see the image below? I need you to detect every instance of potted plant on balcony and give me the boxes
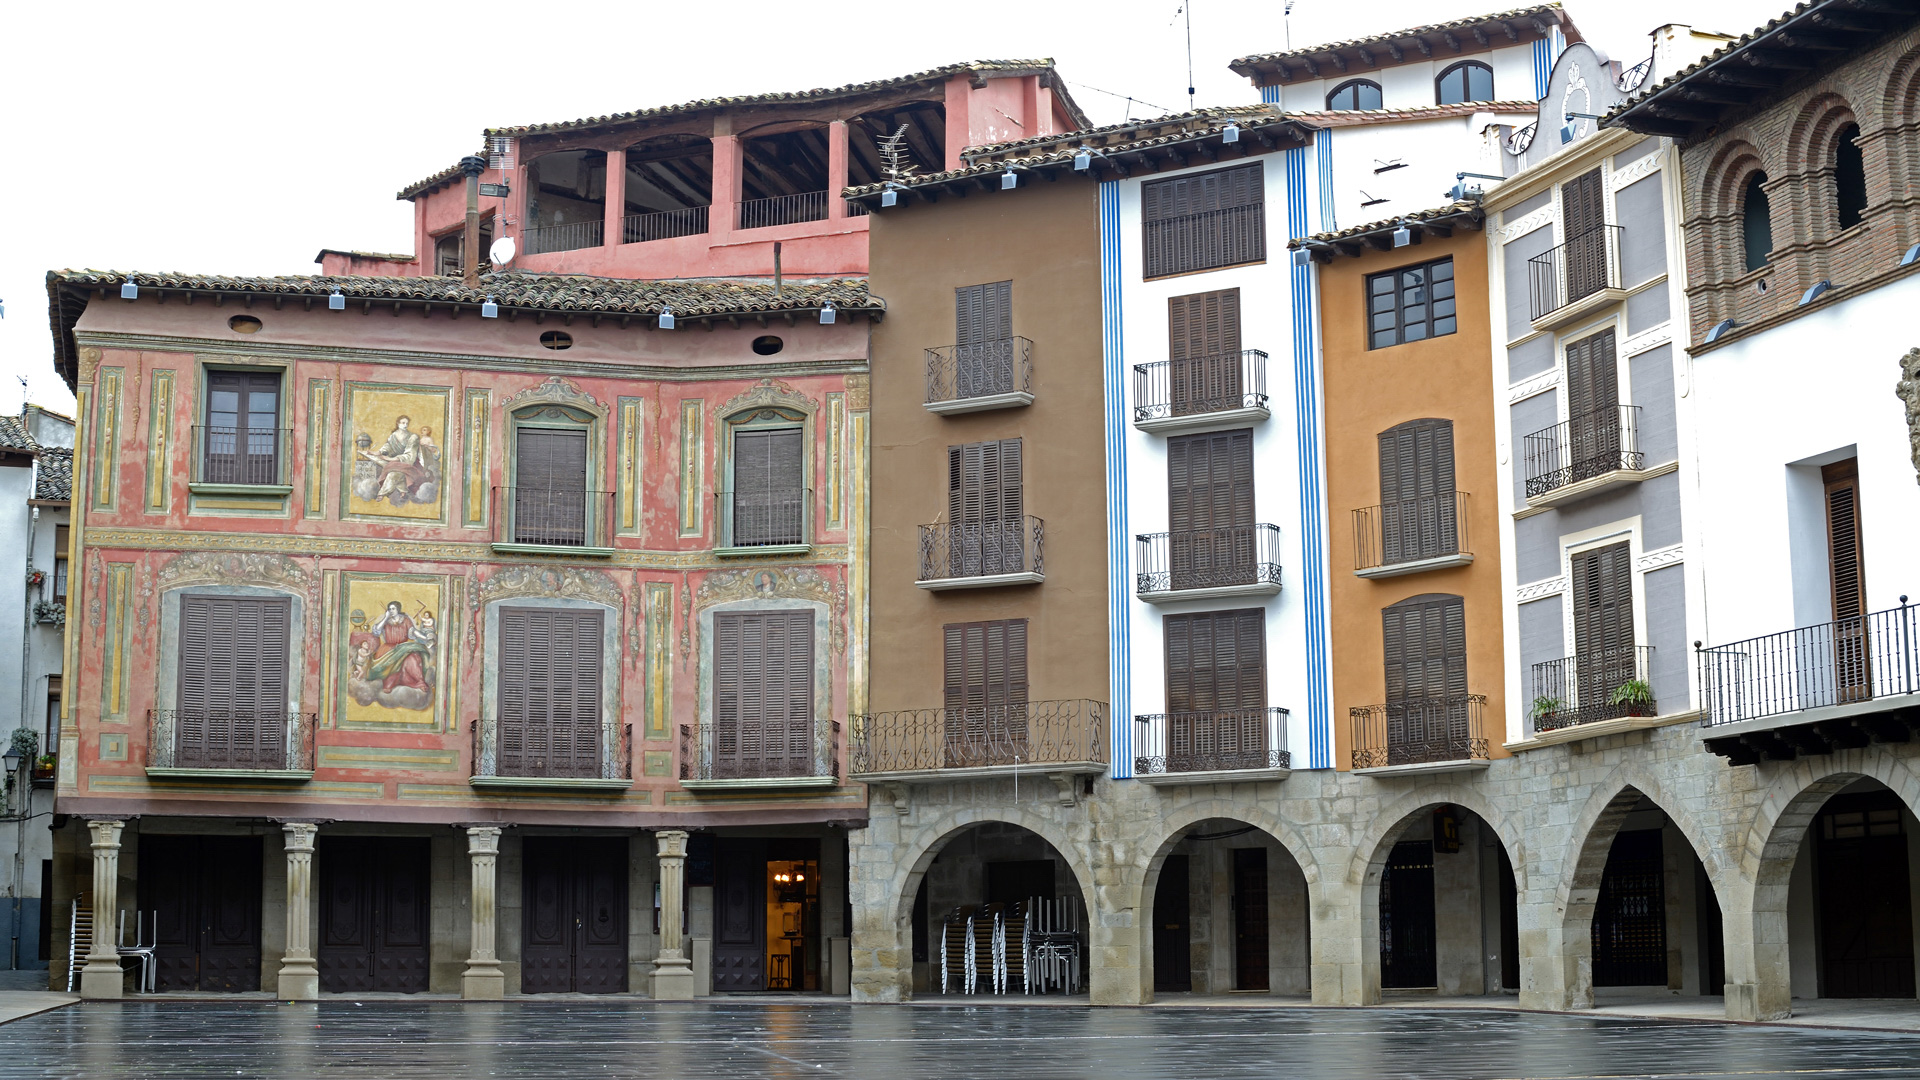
[1530,696,1564,729]
[1608,679,1655,718]
[31,754,55,782]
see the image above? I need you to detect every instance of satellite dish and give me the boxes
[489,236,516,267]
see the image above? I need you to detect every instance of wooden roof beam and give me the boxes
[1329,52,1348,72]
[1473,27,1491,47]
[1415,36,1433,57]
[1442,31,1462,52]
[1386,42,1404,62]
[1356,46,1374,66]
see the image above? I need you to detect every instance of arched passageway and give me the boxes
[905,821,1090,997]
[1361,802,1520,997]
[1142,818,1311,997]
[1781,778,1918,1002]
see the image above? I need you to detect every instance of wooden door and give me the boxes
[143,835,263,992]
[1168,428,1254,590]
[714,611,815,780]
[1564,329,1621,483]
[520,837,627,994]
[1377,419,1457,563]
[1571,542,1636,712]
[1561,167,1608,303]
[943,620,1029,767]
[1815,791,1915,997]
[1592,828,1666,986]
[713,838,768,991]
[514,427,588,545]
[317,838,431,994]
[732,428,804,546]
[1824,460,1871,703]
[1232,847,1269,991]
[1381,595,1468,762]
[947,440,1024,576]
[1381,840,1437,988]
[1164,609,1266,770]
[1152,854,1192,992]
[955,281,1014,397]
[497,608,603,779]
[1168,289,1242,416]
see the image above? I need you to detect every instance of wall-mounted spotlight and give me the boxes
[480,295,498,319]
[1074,148,1092,171]
[1705,318,1737,343]
[819,302,837,325]
[1560,111,1604,144]
[657,307,675,330]
[1447,171,1506,201]
[1392,221,1412,248]
[1902,243,1920,266]
[1001,167,1018,190]
[880,184,898,208]
[1291,247,1313,267]
[1798,279,1833,306]
[328,289,346,311]
[120,278,138,300]
[1222,122,1241,144]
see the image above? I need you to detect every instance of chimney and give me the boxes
[459,155,488,288]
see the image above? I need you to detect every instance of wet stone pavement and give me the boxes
[7,1001,1920,1080]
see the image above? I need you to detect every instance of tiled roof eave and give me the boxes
[1288,202,1486,259]
[1231,3,1572,82]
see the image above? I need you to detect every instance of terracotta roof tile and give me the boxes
[0,415,33,453]
[34,449,71,503]
[313,248,415,264]
[1282,100,1540,126]
[397,149,488,201]
[1231,4,1574,81]
[1289,201,1485,249]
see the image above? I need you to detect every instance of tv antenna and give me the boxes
[1178,3,1196,110]
[1285,1,1295,51]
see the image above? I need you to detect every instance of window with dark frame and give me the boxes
[1326,79,1383,110]
[52,524,68,600]
[1835,123,1867,231]
[176,593,292,769]
[1742,172,1773,272]
[942,619,1030,763]
[497,607,605,779]
[203,370,281,485]
[954,281,1016,398]
[512,426,589,546]
[1366,258,1456,349]
[1435,61,1493,105]
[1141,162,1265,279]
[730,425,806,547]
[713,610,815,779]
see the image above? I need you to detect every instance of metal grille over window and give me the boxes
[1367,258,1455,349]
[1141,163,1265,279]
[201,371,283,485]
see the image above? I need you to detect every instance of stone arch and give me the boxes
[1734,748,1920,1019]
[884,806,1097,933]
[1786,92,1865,240]
[1695,138,1776,286]
[1880,44,1920,233]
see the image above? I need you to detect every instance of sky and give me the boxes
[0,0,1790,417]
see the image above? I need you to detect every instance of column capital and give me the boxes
[281,821,319,853]
[87,819,124,849]
[654,829,690,859]
[466,825,503,855]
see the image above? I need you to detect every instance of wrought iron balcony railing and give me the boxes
[194,426,289,486]
[714,487,812,550]
[925,337,1033,408]
[739,191,827,230]
[1349,694,1488,768]
[622,205,709,244]
[851,700,1108,775]
[1353,492,1470,571]
[493,487,616,549]
[1132,350,1269,424]
[524,219,605,255]
[918,517,1044,584]
[1523,405,1643,498]
[146,710,315,772]
[1135,523,1281,597]
[1530,645,1655,732]
[680,719,838,782]
[473,719,631,781]
[1134,707,1289,775]
[1699,599,1920,727]
[1527,223,1624,322]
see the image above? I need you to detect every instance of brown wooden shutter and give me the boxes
[1382,594,1468,760]
[1378,420,1457,562]
[1565,329,1621,484]
[715,611,815,777]
[947,439,1023,575]
[1164,609,1266,766]
[1571,542,1635,708]
[942,619,1028,764]
[514,428,589,545]
[498,608,602,777]
[1824,459,1870,701]
[1167,289,1243,416]
[732,427,804,545]
[1142,163,1265,277]
[1168,429,1254,588]
[177,594,290,768]
[1562,168,1608,302]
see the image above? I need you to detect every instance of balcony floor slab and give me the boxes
[1134,405,1271,437]
[1520,460,1677,513]
[143,768,312,783]
[468,776,633,793]
[1504,709,1704,753]
[1355,552,1474,579]
[917,571,1044,591]
[925,392,1033,416]
[1530,286,1628,333]
[1138,581,1282,605]
[1353,759,1491,778]
[677,776,841,792]
[1136,766,1291,786]
[852,761,1105,784]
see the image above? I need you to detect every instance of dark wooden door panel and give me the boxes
[713,838,768,991]
[574,840,629,993]
[319,838,431,994]
[1381,840,1436,989]
[1153,854,1192,993]
[1816,792,1915,997]
[521,837,628,995]
[141,835,262,992]
[1592,828,1666,987]
[1232,847,1269,991]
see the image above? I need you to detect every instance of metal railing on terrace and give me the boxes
[194,426,288,486]
[1353,492,1469,571]
[1349,695,1488,768]
[1132,350,1269,423]
[925,338,1032,406]
[1530,645,1655,732]
[493,487,615,549]
[622,206,708,244]
[739,191,827,230]
[715,487,812,550]
[1134,707,1289,775]
[1523,405,1643,498]
[918,517,1044,583]
[1135,524,1281,596]
[146,710,315,772]
[473,719,631,781]
[851,700,1107,775]
[679,719,837,782]
[1699,599,1920,727]
[524,219,604,255]
[1528,223,1623,321]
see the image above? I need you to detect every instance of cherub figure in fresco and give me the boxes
[346,601,437,710]
[356,415,441,506]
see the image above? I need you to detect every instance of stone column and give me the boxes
[462,826,505,1000]
[79,819,124,999]
[603,148,627,249]
[826,120,849,221]
[708,123,742,244]
[651,830,695,999]
[278,823,320,1000]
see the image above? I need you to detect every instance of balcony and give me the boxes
[1349,695,1490,775]
[715,488,812,557]
[1527,224,1625,331]
[850,700,1108,783]
[1352,493,1473,578]
[1700,599,1920,764]
[1133,707,1290,785]
[471,720,632,791]
[191,426,291,495]
[622,205,708,244]
[524,219,605,256]
[491,487,616,556]
[1132,350,1270,435]
[1135,524,1282,603]
[739,191,827,230]
[1530,645,1655,733]
[918,517,1044,590]
[145,710,315,781]
[925,337,1034,415]
[679,719,839,791]
[1522,405,1652,508]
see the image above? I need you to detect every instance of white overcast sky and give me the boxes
[0,0,1787,415]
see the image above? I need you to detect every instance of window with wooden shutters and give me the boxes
[714,611,815,778]
[1167,289,1243,416]
[1561,167,1609,304]
[1366,258,1456,349]
[1378,419,1458,564]
[497,607,604,779]
[955,281,1015,398]
[1168,428,1254,589]
[731,426,805,546]
[1564,328,1624,484]
[203,370,281,485]
[1165,609,1266,769]
[177,594,292,769]
[1824,459,1870,702]
[946,438,1025,576]
[1381,594,1469,761]
[1570,542,1637,710]
[942,619,1029,766]
[1141,162,1265,279]
[513,427,589,545]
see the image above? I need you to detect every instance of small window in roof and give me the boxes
[1742,172,1773,273]
[1435,61,1493,106]
[1835,124,1867,230]
[1327,79,1383,111]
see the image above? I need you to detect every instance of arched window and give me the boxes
[1435,61,1493,106]
[1742,172,1773,272]
[1835,123,1867,230]
[1327,79,1383,110]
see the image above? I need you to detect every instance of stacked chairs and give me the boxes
[937,896,1078,995]
[1023,893,1082,995]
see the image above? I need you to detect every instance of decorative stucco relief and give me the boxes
[1508,368,1561,403]
[154,549,322,639]
[719,377,817,419]
[1899,347,1920,486]
[469,563,626,660]
[1499,205,1556,242]
[1515,576,1567,603]
[1636,544,1685,572]
[1610,152,1661,192]
[694,565,848,656]
[502,375,604,411]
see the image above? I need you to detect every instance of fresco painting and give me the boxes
[344,385,448,520]
[340,575,443,728]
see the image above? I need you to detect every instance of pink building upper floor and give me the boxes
[318,61,1087,282]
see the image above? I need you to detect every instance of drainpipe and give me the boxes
[460,156,487,289]
[11,490,35,970]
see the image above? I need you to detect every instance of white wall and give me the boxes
[1275,42,1541,113]
[1323,113,1510,237]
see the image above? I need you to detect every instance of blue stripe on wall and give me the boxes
[1317,129,1336,234]
[1261,84,1280,105]
[1284,144,1333,770]
[1533,38,1549,100]
[1099,180,1133,780]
